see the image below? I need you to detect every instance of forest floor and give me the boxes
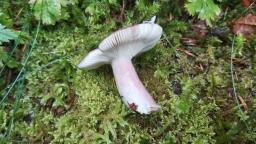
[0,0,256,143]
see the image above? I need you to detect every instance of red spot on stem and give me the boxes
[128,103,138,111]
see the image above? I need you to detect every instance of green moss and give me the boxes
[1,1,256,143]
[2,25,215,143]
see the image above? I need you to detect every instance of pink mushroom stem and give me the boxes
[111,57,160,114]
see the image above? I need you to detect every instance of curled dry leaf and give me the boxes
[181,20,208,46]
[231,13,256,39]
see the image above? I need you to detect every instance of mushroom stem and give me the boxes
[111,57,160,114]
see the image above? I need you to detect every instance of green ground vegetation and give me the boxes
[0,0,256,143]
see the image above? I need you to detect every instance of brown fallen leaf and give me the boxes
[181,20,208,46]
[192,20,208,38]
[242,0,253,7]
[231,13,256,39]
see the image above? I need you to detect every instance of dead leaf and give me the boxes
[192,20,208,38]
[181,20,208,46]
[231,13,256,39]
[242,0,253,7]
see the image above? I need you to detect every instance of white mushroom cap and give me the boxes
[78,18,163,69]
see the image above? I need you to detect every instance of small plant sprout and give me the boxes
[78,16,163,114]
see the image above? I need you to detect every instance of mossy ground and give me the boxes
[1,1,256,143]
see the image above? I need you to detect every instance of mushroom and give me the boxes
[78,16,163,114]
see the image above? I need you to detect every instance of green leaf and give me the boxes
[0,9,13,26]
[185,0,220,26]
[29,0,77,25]
[0,24,18,44]
[29,0,61,25]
